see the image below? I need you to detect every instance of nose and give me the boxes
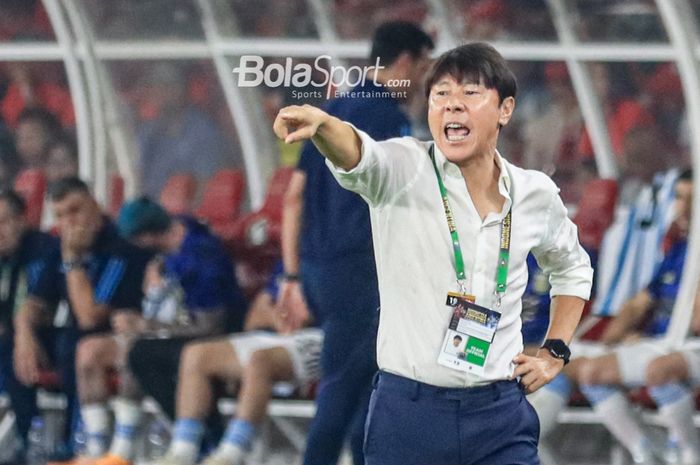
[445,96,465,112]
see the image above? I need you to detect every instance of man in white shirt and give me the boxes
[273,42,593,465]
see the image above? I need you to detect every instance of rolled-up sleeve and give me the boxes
[533,189,594,300]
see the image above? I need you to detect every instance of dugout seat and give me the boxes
[216,167,294,298]
[14,169,47,228]
[108,173,125,218]
[159,173,197,215]
[573,178,619,252]
[196,168,246,225]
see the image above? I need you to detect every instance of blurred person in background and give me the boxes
[137,63,229,199]
[570,170,696,465]
[577,63,653,164]
[0,190,62,462]
[155,263,323,465]
[0,0,53,42]
[42,134,80,228]
[0,141,21,189]
[122,197,248,448]
[278,21,433,465]
[1,63,75,129]
[14,178,150,464]
[530,168,693,464]
[60,197,245,465]
[593,124,677,312]
[640,63,686,163]
[463,0,510,40]
[522,62,586,205]
[45,135,79,184]
[14,107,62,173]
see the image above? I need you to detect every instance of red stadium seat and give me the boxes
[216,167,294,298]
[260,167,294,223]
[14,169,47,228]
[159,173,197,215]
[196,169,246,225]
[573,178,619,252]
[109,173,125,218]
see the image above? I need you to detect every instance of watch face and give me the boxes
[545,340,570,360]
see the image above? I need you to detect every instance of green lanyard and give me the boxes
[428,145,511,306]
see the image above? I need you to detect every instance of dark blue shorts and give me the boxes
[364,371,540,465]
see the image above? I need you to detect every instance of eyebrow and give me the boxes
[433,79,483,87]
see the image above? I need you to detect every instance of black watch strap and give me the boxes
[541,339,571,365]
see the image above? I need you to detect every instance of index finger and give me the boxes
[273,112,291,141]
[273,106,303,138]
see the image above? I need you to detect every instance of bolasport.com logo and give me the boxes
[232,55,410,100]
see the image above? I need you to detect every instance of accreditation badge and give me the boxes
[437,292,501,376]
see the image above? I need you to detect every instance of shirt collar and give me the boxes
[432,144,512,199]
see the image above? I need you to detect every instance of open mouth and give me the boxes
[444,122,470,142]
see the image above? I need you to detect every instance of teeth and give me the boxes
[446,134,467,142]
[445,123,463,129]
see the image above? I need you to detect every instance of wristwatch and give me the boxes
[61,259,86,273]
[282,272,300,282]
[541,339,571,365]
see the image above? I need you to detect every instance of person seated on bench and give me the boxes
[639,294,700,465]
[155,263,323,465]
[62,197,246,465]
[529,132,684,437]
[0,190,65,461]
[14,178,152,465]
[532,169,696,464]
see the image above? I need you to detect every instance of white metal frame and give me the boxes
[198,0,276,209]
[41,0,93,184]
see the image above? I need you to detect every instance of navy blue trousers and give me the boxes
[301,255,379,465]
[364,372,540,465]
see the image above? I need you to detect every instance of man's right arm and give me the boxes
[273,105,362,171]
[13,297,52,385]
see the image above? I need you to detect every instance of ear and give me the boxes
[498,96,515,127]
[391,51,412,75]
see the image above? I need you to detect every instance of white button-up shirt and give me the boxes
[327,128,594,388]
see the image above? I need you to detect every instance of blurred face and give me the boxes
[150,82,187,115]
[16,120,50,167]
[0,200,24,257]
[428,74,514,166]
[130,232,162,251]
[621,128,665,182]
[674,179,693,236]
[46,145,79,183]
[405,48,433,98]
[52,190,101,235]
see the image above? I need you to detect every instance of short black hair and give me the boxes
[48,133,78,161]
[17,107,62,140]
[370,21,434,67]
[424,42,517,103]
[678,168,693,182]
[453,335,463,342]
[48,177,90,202]
[0,190,26,216]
